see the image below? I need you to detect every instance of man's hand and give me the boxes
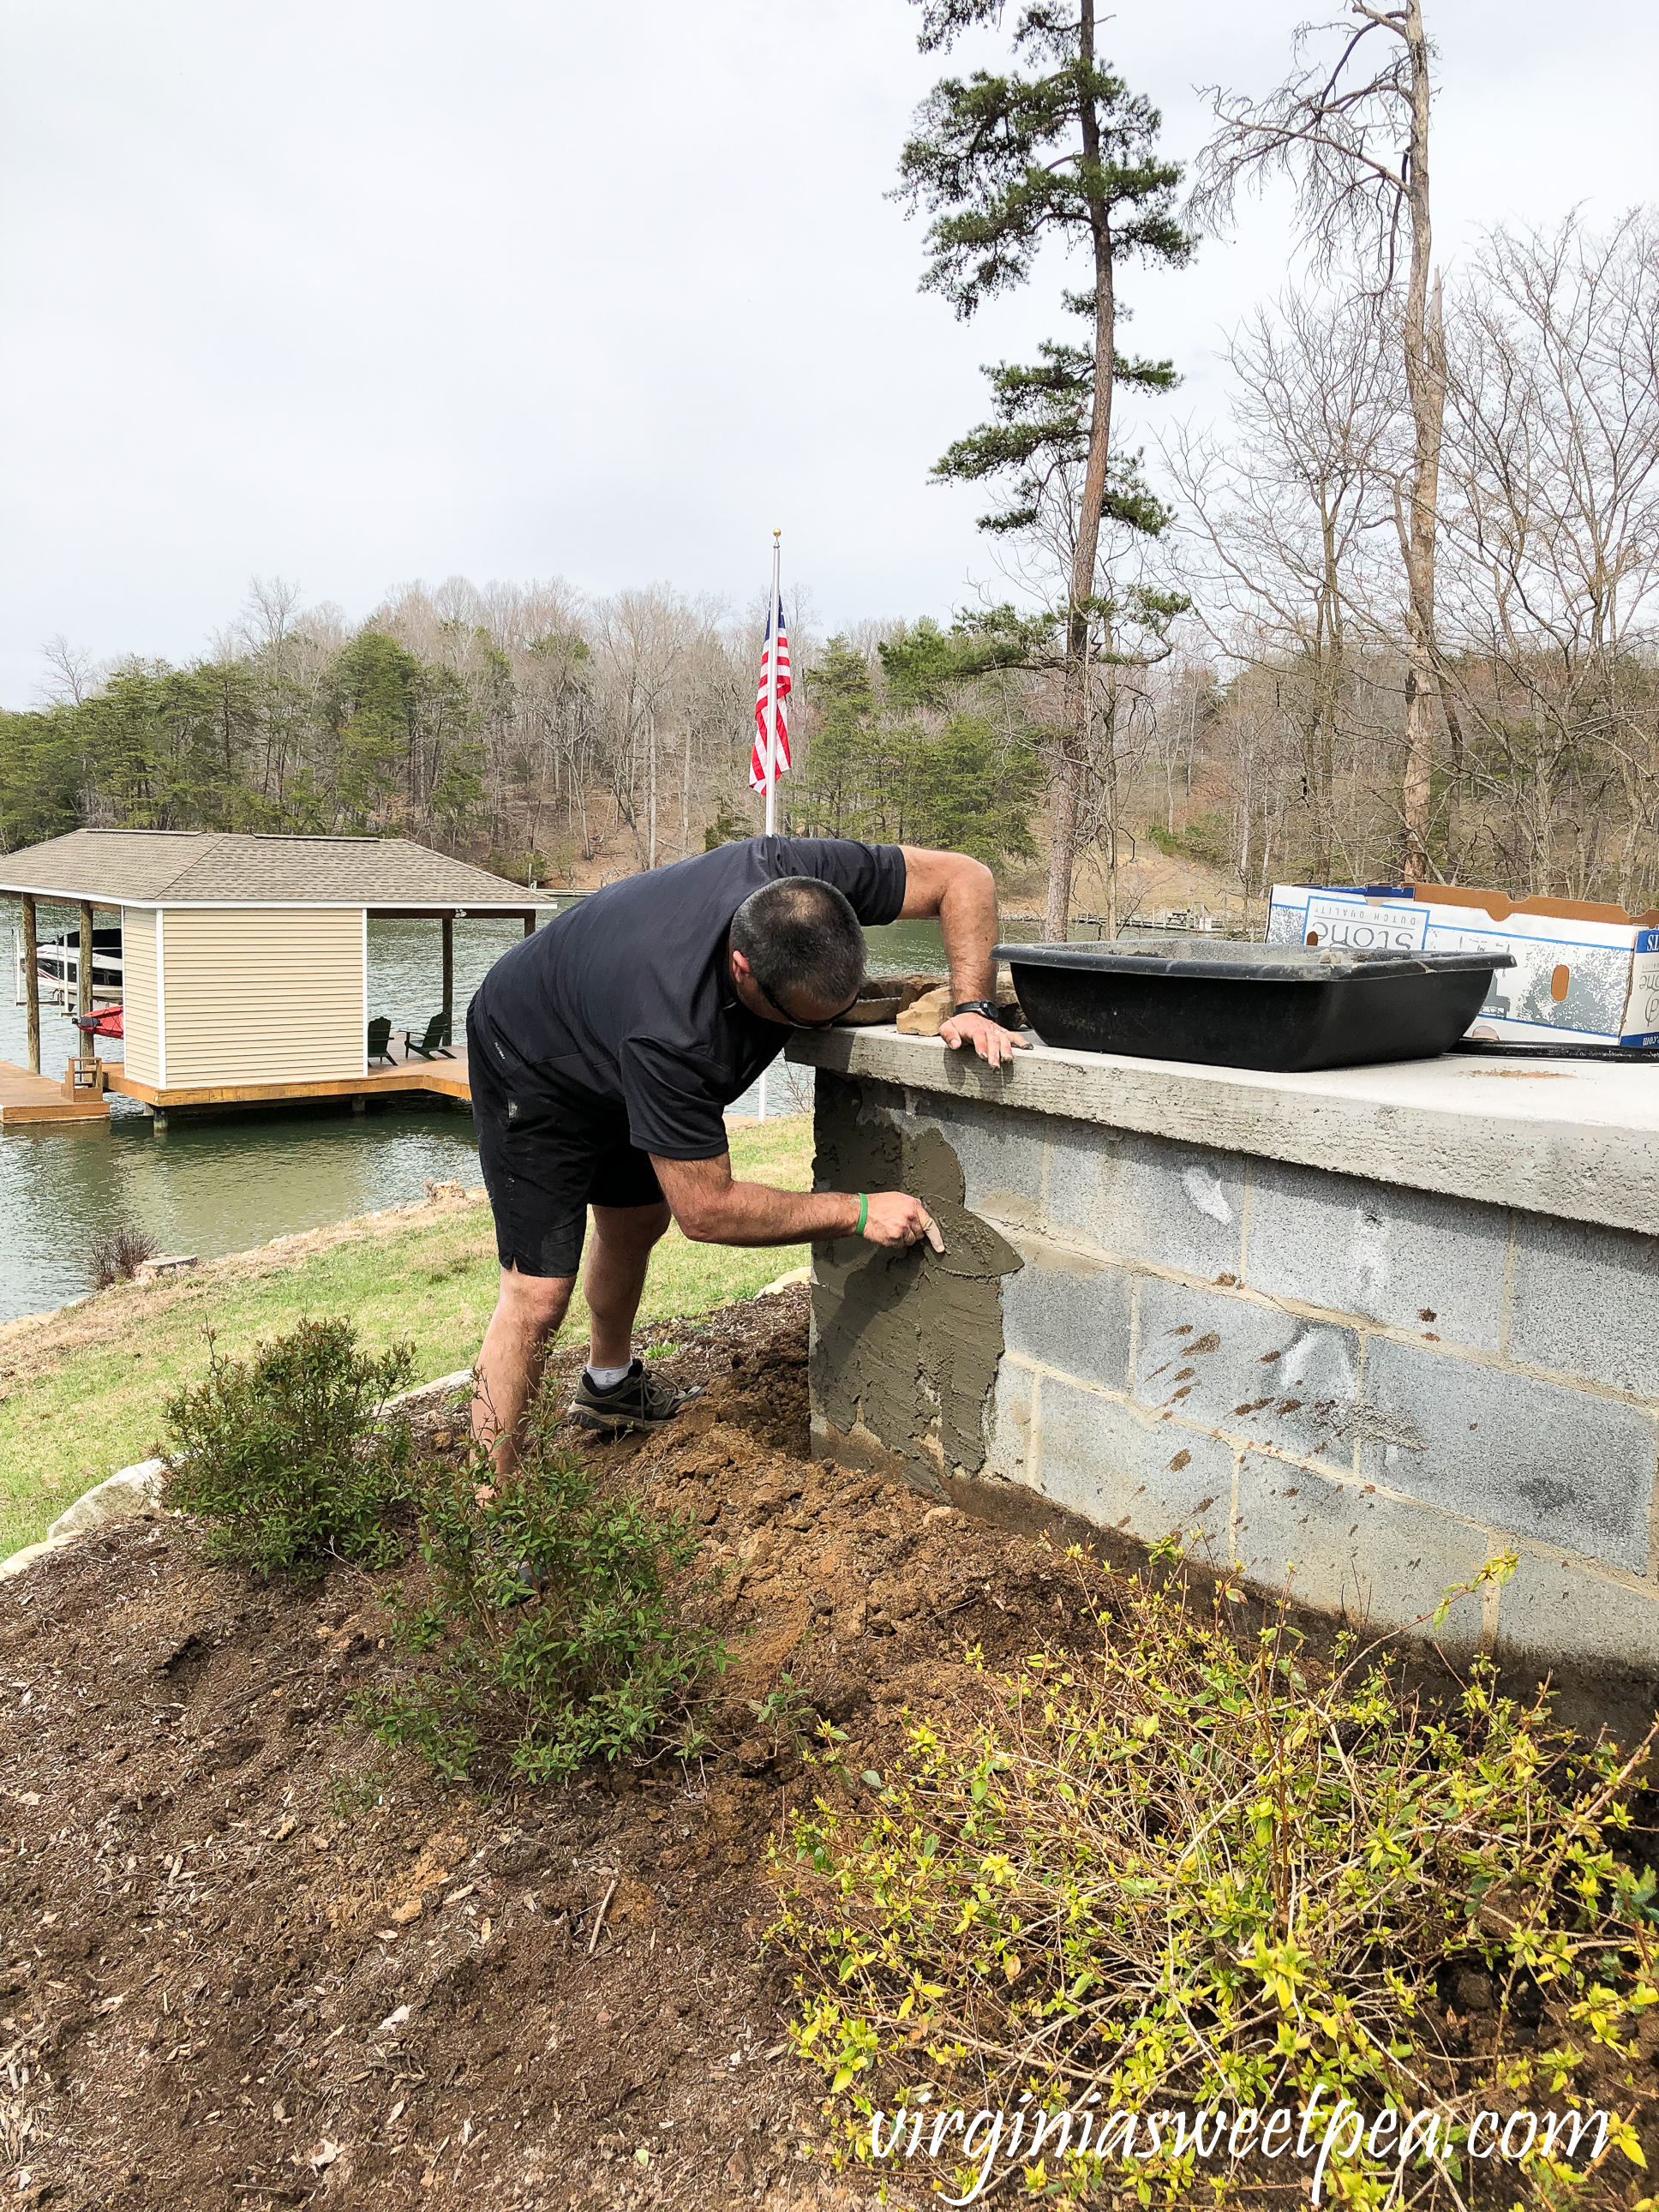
[863,1190,946,1253]
[940,1010,1031,1069]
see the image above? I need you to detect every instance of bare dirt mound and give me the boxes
[0,1289,1098,2211]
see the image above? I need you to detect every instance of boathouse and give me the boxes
[1,830,547,1123]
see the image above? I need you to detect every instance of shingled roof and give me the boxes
[0,830,548,909]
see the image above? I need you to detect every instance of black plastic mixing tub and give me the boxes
[995,940,1516,1073]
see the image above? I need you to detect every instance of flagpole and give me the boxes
[758,529,782,1122]
[764,528,782,837]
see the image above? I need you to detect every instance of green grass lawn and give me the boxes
[0,1115,815,1558]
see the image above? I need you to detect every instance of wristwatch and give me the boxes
[951,999,999,1022]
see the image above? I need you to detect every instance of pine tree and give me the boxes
[895,0,1194,935]
[792,636,877,838]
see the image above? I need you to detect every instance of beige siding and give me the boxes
[121,908,160,1088]
[159,908,364,1088]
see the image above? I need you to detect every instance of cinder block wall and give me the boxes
[810,1069,1659,1684]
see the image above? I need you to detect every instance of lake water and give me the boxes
[0,896,1049,1324]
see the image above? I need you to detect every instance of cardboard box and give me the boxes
[1267,883,1659,1048]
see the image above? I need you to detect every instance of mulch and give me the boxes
[0,1288,1103,2212]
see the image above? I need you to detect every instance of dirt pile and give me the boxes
[0,1289,1099,2211]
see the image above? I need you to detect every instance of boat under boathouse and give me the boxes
[0,829,551,1125]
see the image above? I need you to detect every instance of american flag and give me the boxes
[748,589,792,795]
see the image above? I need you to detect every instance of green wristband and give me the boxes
[854,1193,868,1237]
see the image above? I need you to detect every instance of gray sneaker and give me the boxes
[569,1359,704,1436]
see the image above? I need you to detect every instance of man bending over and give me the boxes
[466,834,1027,1472]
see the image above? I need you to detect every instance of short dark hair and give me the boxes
[730,875,865,1013]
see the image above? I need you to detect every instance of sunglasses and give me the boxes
[750,969,863,1030]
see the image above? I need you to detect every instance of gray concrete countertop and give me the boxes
[787,1028,1659,1236]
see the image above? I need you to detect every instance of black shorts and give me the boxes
[467,1006,664,1278]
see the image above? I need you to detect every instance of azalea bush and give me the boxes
[358,1380,724,1784]
[164,1318,416,1577]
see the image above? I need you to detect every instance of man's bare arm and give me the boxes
[897,844,1032,1070]
[898,845,999,998]
[652,1154,941,1251]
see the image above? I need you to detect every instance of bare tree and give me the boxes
[38,634,100,708]
[1439,212,1659,902]
[590,589,727,869]
[1195,2,1445,882]
[1167,288,1398,878]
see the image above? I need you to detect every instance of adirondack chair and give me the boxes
[404,1012,454,1060]
[367,1016,395,1065]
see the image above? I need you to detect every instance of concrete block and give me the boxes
[1245,1157,1510,1351]
[984,1356,1037,1485]
[792,1025,1659,1241]
[1132,1274,1363,1472]
[1493,1550,1659,1679]
[1035,1376,1234,1568]
[1359,1335,1657,1571]
[1047,1119,1246,1280]
[1507,1214,1659,1399]
[1001,1240,1133,1392]
[1232,1452,1496,1643]
[810,1070,901,1193]
[911,1094,1045,1219]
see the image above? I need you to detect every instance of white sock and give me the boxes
[586,1362,632,1391]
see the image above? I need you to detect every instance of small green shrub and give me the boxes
[163,1318,416,1577]
[357,1384,725,1784]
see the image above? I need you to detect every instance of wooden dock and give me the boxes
[0,1059,112,1127]
[2,1040,471,1127]
[105,1038,473,1116]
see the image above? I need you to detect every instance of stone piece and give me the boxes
[46,1458,167,1539]
[0,1535,74,1583]
[132,1253,198,1284]
[384,1369,475,1414]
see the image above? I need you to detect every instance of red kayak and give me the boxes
[71,1004,124,1040]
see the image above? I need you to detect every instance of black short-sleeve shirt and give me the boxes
[470,836,907,1159]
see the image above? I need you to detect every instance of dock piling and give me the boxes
[76,901,93,1035]
[21,896,39,1074]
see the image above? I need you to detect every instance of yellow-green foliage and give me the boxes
[770,1553,1658,2206]
[0,1115,813,1554]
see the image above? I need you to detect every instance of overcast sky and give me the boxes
[1,0,1654,704]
